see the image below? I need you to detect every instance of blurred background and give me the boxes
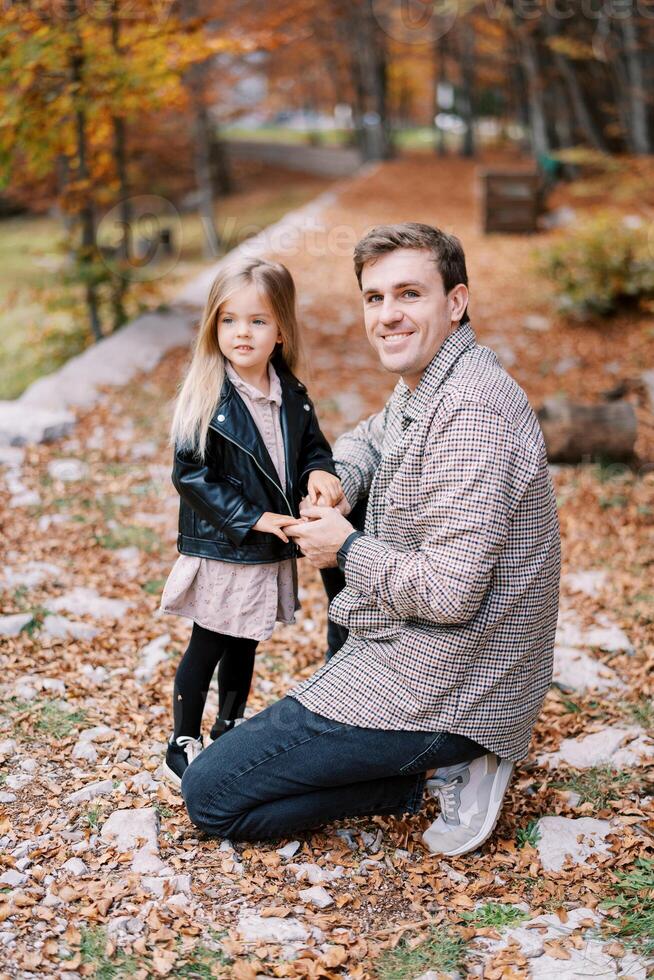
[1,0,653,400]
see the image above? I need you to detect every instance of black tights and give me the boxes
[173,622,257,740]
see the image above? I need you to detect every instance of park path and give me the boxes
[0,154,652,979]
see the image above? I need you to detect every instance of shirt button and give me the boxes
[216,414,225,422]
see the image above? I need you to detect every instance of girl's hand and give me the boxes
[252,512,296,543]
[307,470,344,507]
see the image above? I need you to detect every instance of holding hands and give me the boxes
[307,470,344,508]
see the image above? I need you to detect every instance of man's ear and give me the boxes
[448,284,469,324]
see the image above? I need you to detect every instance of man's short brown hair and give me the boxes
[353,222,469,323]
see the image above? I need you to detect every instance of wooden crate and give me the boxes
[481,170,542,233]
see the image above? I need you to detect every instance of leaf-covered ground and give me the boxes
[1,153,653,978]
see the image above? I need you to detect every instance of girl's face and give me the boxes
[217,282,282,375]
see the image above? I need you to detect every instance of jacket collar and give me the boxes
[402,321,476,422]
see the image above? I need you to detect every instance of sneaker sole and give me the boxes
[426,759,515,857]
[161,761,182,790]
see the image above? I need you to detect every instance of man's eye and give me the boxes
[403,290,419,298]
[367,295,382,303]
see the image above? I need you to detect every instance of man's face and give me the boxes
[360,248,468,389]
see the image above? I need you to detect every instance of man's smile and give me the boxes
[381,330,414,346]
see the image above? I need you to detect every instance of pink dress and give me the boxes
[160,362,299,642]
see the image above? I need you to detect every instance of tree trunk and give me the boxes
[517,26,551,158]
[537,399,637,463]
[459,21,475,158]
[621,13,650,154]
[433,30,447,156]
[67,0,102,342]
[192,96,221,258]
[545,18,608,152]
[110,0,131,329]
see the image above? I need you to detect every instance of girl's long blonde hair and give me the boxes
[171,257,303,460]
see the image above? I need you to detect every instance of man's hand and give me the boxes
[252,511,297,543]
[307,470,344,507]
[300,493,352,517]
[285,506,355,568]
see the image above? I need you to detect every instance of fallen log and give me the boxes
[537,398,637,463]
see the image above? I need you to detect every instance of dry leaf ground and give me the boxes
[1,152,653,978]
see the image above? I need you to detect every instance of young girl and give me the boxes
[160,257,343,787]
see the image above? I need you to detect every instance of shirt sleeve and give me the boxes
[332,403,389,508]
[342,403,539,625]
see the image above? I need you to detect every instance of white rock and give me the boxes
[0,739,17,762]
[79,725,116,744]
[439,862,469,885]
[106,916,144,939]
[0,613,32,636]
[524,316,552,333]
[0,562,63,590]
[100,807,159,853]
[66,779,115,804]
[131,441,157,459]
[135,634,171,682]
[237,914,309,943]
[129,771,159,792]
[474,907,600,963]
[541,726,654,769]
[80,664,109,684]
[0,793,16,804]
[562,570,609,599]
[0,446,25,467]
[115,749,130,763]
[294,863,343,885]
[61,858,88,877]
[530,940,617,979]
[48,587,130,620]
[0,869,27,887]
[556,608,633,654]
[114,547,141,565]
[298,885,334,909]
[553,645,624,693]
[277,840,301,859]
[41,615,100,641]
[141,873,191,898]
[131,847,167,874]
[0,403,74,447]
[19,758,37,773]
[536,816,612,871]
[71,741,97,764]
[165,893,191,911]
[9,489,41,508]
[48,459,88,482]
[6,773,33,790]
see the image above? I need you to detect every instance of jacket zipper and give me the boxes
[216,429,294,517]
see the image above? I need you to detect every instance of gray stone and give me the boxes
[135,634,171,682]
[19,758,37,773]
[536,816,612,871]
[19,310,194,420]
[0,561,63,590]
[237,914,309,943]
[141,873,191,898]
[129,771,159,792]
[79,726,117,744]
[48,459,88,482]
[79,664,109,684]
[41,615,100,642]
[541,726,654,770]
[0,403,74,447]
[474,907,599,963]
[71,741,97,764]
[277,840,301,859]
[0,739,17,762]
[100,807,159,853]
[61,858,88,877]
[293,863,343,885]
[553,645,624,693]
[8,489,41,508]
[66,779,115,804]
[0,613,32,636]
[298,885,334,909]
[106,915,144,939]
[48,587,130,620]
[562,570,608,599]
[0,793,16,804]
[131,847,167,874]
[0,869,27,887]
[6,773,33,790]
[556,608,633,654]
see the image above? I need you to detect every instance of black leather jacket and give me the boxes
[173,361,336,563]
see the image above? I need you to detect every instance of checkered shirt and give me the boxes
[289,322,561,761]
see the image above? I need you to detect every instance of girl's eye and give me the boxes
[253,319,265,325]
[221,316,232,324]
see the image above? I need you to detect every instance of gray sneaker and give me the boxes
[422,753,514,856]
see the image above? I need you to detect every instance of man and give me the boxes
[182,222,561,856]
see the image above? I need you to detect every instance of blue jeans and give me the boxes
[181,696,486,841]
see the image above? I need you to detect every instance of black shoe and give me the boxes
[208,718,245,743]
[162,734,203,789]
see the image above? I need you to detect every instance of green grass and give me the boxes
[552,765,645,809]
[374,927,466,979]
[96,525,160,553]
[461,902,529,929]
[78,926,139,979]
[86,806,102,829]
[142,578,166,595]
[516,818,541,849]
[175,933,231,978]
[34,701,87,739]
[600,858,654,956]
[620,696,654,728]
